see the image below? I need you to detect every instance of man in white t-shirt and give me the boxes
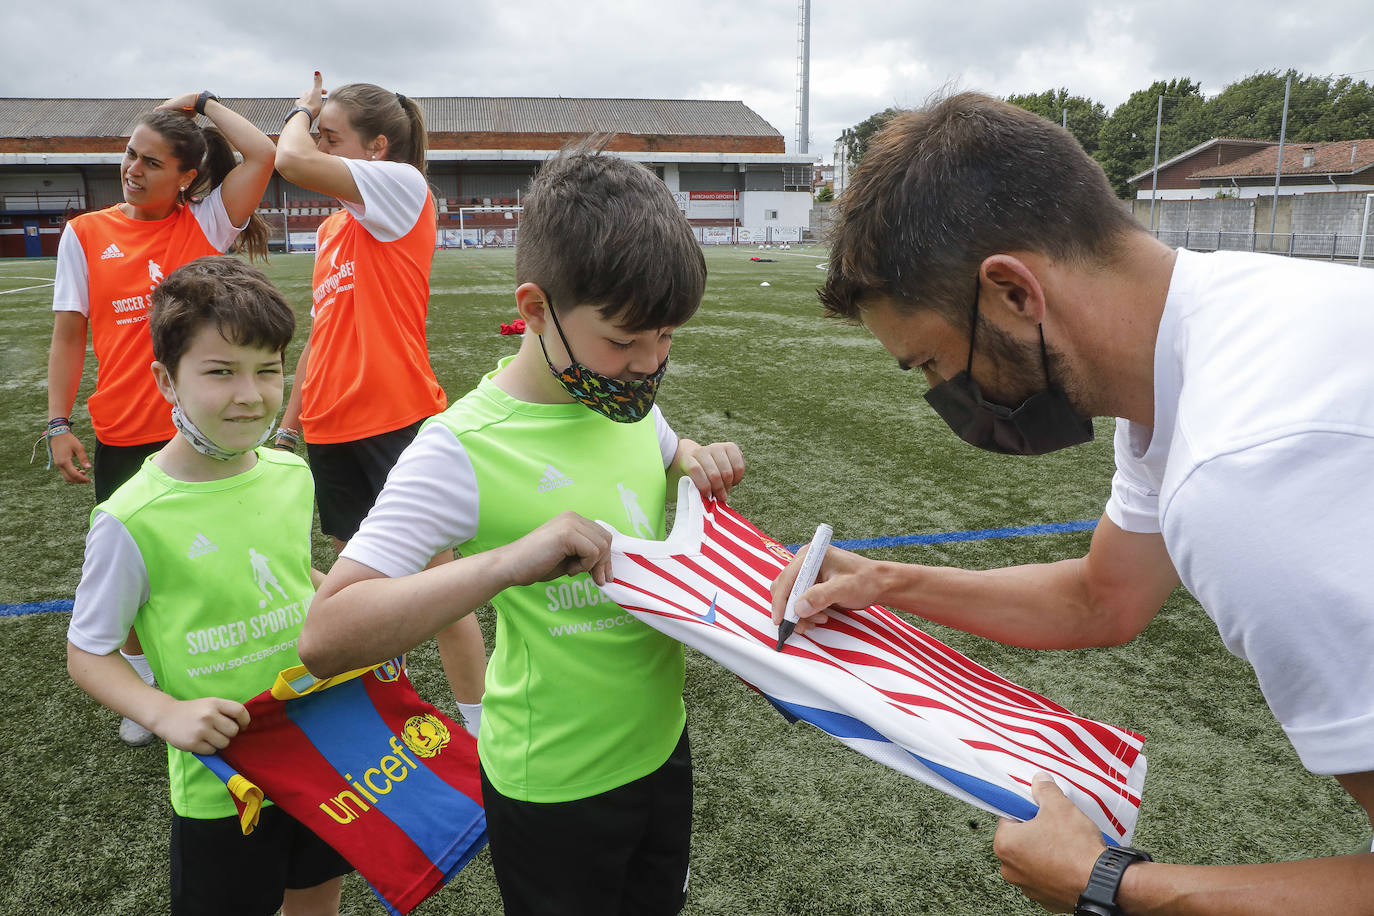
[773,92,1373,914]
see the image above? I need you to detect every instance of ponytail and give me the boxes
[329,84,428,176]
[139,109,269,261]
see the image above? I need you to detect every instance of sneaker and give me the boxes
[119,716,157,747]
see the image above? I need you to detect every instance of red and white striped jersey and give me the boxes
[600,478,1148,845]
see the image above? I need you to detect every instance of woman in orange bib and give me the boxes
[274,73,486,731]
[45,91,274,746]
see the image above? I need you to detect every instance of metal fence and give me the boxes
[1150,229,1374,264]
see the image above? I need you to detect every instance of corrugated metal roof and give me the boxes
[1191,139,1374,179]
[0,97,781,139]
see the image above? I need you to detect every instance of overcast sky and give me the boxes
[7,1,1371,160]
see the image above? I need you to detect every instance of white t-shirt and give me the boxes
[334,158,428,244]
[341,404,679,577]
[1105,248,1374,776]
[52,186,240,315]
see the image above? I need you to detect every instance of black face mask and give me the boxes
[923,282,1093,456]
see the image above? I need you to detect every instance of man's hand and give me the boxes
[993,773,1105,912]
[151,696,250,755]
[769,543,886,634]
[676,439,745,502]
[50,431,92,483]
[498,511,614,587]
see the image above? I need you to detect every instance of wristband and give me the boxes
[284,106,314,127]
[33,422,74,470]
[195,91,219,116]
[1075,846,1153,916]
[273,427,301,451]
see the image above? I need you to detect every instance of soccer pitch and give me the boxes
[0,248,1364,915]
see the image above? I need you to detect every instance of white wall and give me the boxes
[738,190,811,229]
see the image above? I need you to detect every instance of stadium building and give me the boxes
[0,96,818,257]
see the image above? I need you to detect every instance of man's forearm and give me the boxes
[873,555,1116,649]
[1119,855,1374,916]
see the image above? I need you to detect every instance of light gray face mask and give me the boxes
[169,387,275,461]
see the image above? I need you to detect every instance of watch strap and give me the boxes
[284,106,315,127]
[1075,846,1152,916]
[195,91,219,116]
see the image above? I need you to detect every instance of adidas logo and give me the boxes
[187,533,219,559]
[100,243,124,260]
[537,464,573,493]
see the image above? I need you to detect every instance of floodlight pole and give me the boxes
[1149,95,1162,231]
[1270,72,1292,241]
[1359,193,1373,266]
[795,0,811,154]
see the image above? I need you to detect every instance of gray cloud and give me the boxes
[8,0,1370,158]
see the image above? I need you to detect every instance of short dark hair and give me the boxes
[150,256,295,376]
[820,92,1139,323]
[515,142,706,332]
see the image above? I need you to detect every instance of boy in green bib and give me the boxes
[67,257,352,916]
[302,147,745,915]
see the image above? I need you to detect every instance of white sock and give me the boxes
[121,651,156,686]
[457,701,482,738]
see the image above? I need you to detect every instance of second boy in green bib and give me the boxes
[302,146,746,915]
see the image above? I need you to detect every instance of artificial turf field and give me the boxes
[0,247,1366,915]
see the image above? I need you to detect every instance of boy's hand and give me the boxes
[500,511,614,587]
[153,697,250,754]
[676,439,745,502]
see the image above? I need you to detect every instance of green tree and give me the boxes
[1205,70,1374,143]
[1005,88,1108,155]
[841,107,903,170]
[1097,78,1208,197]
[815,184,834,202]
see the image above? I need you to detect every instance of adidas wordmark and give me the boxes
[100,243,124,260]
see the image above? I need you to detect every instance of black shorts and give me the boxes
[481,728,692,916]
[169,805,352,916]
[93,438,169,503]
[305,421,422,542]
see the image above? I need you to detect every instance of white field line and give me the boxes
[0,281,55,295]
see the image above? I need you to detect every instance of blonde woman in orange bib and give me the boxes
[275,73,486,732]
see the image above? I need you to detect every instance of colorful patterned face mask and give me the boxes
[539,300,667,424]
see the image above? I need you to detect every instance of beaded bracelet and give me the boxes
[33,419,73,469]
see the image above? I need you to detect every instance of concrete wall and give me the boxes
[1132,190,1374,257]
[1290,191,1372,256]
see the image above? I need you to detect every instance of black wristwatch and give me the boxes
[195,91,219,115]
[1075,846,1152,915]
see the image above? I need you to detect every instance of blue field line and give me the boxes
[2,599,74,618]
[3,518,1098,618]
[823,519,1098,552]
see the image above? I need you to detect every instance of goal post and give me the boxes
[447,206,523,249]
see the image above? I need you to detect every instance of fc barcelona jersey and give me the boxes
[197,659,486,916]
